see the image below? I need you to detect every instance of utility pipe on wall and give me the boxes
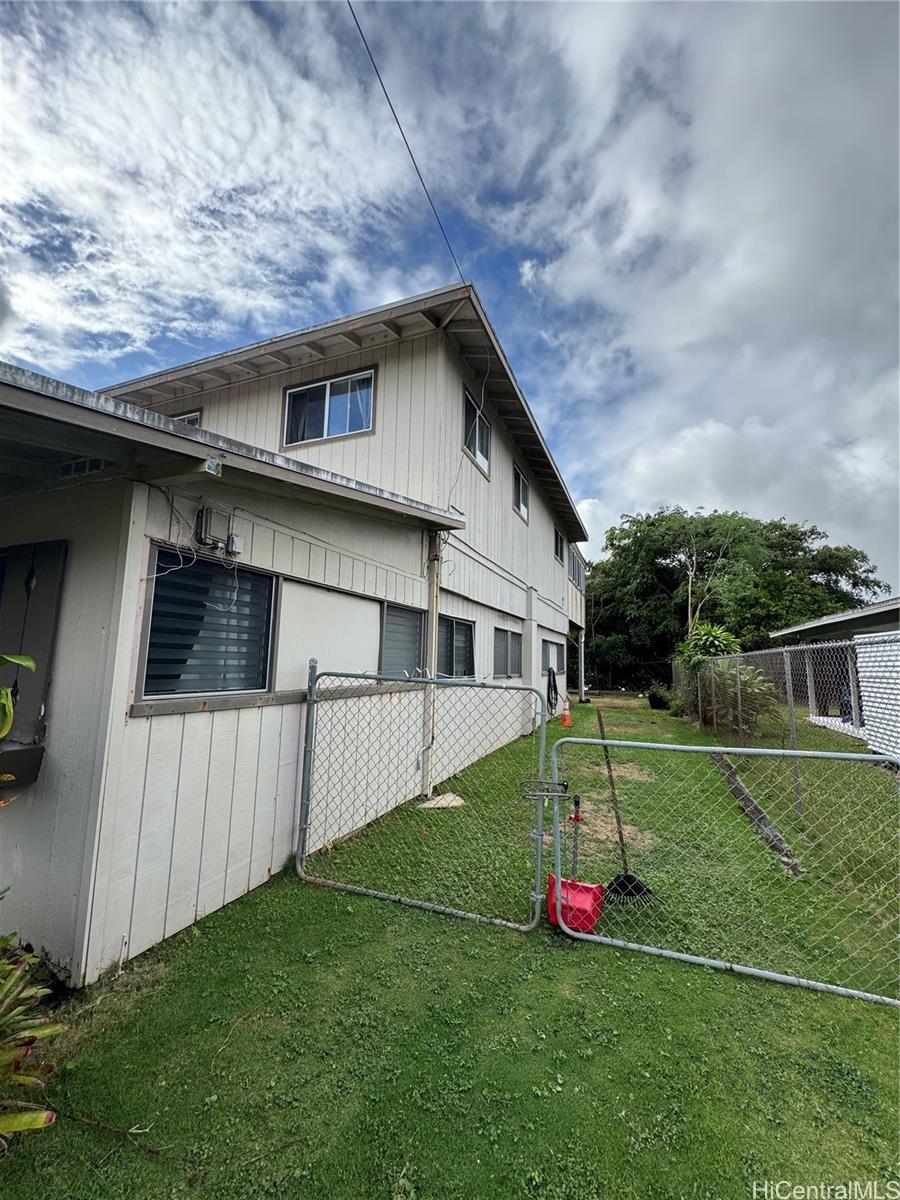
[578,627,587,703]
[420,530,442,797]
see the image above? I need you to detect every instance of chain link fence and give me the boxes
[672,632,900,757]
[550,737,899,1004]
[296,663,547,929]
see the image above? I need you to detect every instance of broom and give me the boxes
[596,708,653,902]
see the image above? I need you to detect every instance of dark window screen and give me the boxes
[144,551,273,696]
[382,605,424,675]
[437,615,475,677]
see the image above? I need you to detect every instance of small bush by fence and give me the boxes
[672,632,900,756]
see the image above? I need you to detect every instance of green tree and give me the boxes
[584,508,887,688]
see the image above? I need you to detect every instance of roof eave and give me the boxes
[100,281,588,543]
[769,596,900,639]
[0,362,465,532]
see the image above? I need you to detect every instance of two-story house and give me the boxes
[0,282,587,983]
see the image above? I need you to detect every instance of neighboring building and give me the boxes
[769,596,899,642]
[0,283,587,984]
[770,598,899,756]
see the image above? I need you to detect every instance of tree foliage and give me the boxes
[674,623,741,669]
[584,507,887,688]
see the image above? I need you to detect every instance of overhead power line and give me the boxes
[346,0,467,289]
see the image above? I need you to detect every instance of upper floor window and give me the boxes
[568,548,585,591]
[554,528,565,563]
[513,465,529,521]
[284,370,374,446]
[463,391,491,473]
[438,615,475,678]
[172,410,201,427]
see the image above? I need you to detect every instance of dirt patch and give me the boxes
[611,762,655,783]
[588,693,647,710]
[544,792,659,855]
[563,760,654,783]
[580,794,660,853]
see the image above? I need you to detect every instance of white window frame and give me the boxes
[463,391,491,474]
[284,369,375,447]
[140,545,276,700]
[554,527,565,564]
[380,602,425,677]
[513,464,529,522]
[172,410,201,427]
[541,638,565,674]
[493,628,523,679]
[438,615,476,678]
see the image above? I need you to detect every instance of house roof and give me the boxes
[102,282,589,543]
[0,361,465,531]
[769,595,900,641]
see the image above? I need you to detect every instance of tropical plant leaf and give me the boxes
[0,689,13,741]
[0,655,36,672]
[0,1045,30,1068]
[5,1021,67,1042]
[1,896,62,1143]
[0,1107,56,1134]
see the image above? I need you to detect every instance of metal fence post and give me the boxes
[735,662,744,746]
[295,657,319,872]
[710,665,718,735]
[782,649,803,822]
[847,645,862,729]
[804,650,818,717]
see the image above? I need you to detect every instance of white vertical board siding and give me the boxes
[128,714,184,957]
[194,708,238,919]
[248,705,285,889]
[165,714,213,937]
[90,703,303,972]
[143,484,427,619]
[854,634,900,757]
[223,707,264,905]
[567,578,585,628]
[145,332,581,631]
[0,482,131,976]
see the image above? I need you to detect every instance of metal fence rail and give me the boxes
[672,632,900,759]
[296,660,547,930]
[549,737,900,1006]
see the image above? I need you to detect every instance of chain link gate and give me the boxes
[549,738,900,1006]
[296,660,548,929]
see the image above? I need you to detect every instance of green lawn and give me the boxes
[4,699,898,1199]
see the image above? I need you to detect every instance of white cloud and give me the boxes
[496,3,899,588]
[1,1,896,588]
[0,2,441,372]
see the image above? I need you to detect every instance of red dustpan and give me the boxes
[547,874,604,933]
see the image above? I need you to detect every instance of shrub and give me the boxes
[705,662,780,735]
[675,623,741,669]
[0,892,65,1152]
[647,682,672,711]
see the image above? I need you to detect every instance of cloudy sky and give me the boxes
[1,1,897,587]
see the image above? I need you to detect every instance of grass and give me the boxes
[4,700,898,1198]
